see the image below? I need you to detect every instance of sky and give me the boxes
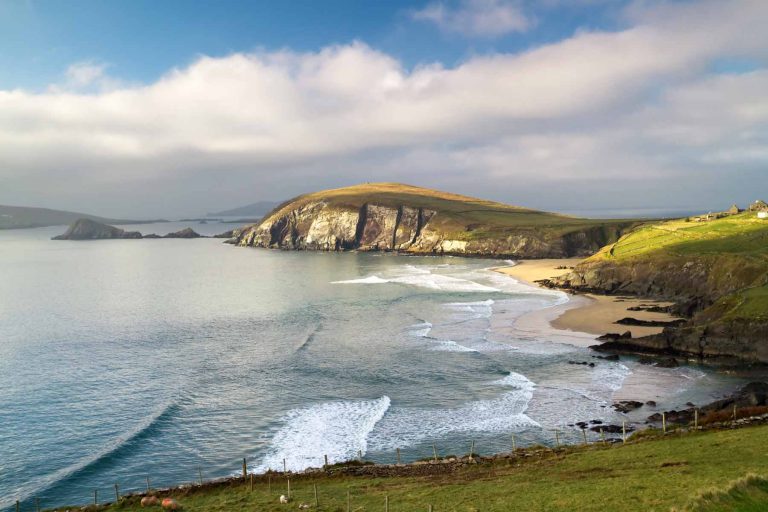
[1,0,767,218]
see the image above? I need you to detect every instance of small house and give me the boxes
[759,211,768,219]
[728,204,741,215]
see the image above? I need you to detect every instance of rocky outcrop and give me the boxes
[596,320,768,363]
[52,218,142,240]
[53,219,206,241]
[164,227,202,238]
[235,201,626,258]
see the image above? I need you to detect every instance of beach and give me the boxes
[494,259,681,339]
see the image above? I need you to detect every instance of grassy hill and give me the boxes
[237,183,641,257]
[0,205,159,230]
[587,212,768,319]
[554,211,768,360]
[55,424,768,512]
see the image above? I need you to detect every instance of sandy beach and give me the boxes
[494,259,680,338]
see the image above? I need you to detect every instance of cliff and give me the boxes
[234,183,638,258]
[553,212,768,362]
[52,218,143,240]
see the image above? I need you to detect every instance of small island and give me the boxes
[52,218,204,240]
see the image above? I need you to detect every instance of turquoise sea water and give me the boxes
[0,223,753,510]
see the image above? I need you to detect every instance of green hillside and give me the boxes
[56,424,768,512]
[590,212,768,321]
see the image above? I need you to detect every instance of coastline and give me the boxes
[492,259,680,339]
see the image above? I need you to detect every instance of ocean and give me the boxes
[0,222,751,510]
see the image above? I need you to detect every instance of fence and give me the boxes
[12,410,723,512]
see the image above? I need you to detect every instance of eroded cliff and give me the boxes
[235,198,631,258]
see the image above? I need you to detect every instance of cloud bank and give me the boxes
[1,0,767,217]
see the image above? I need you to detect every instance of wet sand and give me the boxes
[493,259,680,338]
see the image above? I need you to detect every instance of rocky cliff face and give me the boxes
[236,201,624,258]
[558,256,768,362]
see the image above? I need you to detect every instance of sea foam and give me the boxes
[256,397,391,473]
[368,372,538,450]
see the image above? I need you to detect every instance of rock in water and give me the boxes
[52,218,142,240]
[163,227,202,238]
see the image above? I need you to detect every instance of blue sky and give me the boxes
[0,0,628,90]
[0,0,767,217]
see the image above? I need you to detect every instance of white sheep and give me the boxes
[279,495,290,504]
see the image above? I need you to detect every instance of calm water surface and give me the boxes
[0,222,753,510]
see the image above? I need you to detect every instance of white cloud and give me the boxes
[0,0,767,216]
[411,0,532,37]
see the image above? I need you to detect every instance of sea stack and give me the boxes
[52,218,143,240]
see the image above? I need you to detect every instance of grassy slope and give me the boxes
[87,426,768,512]
[261,183,634,241]
[587,212,768,320]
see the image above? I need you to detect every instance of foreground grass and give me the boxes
[81,425,768,512]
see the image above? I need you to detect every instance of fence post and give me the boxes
[581,429,588,445]
[287,478,291,500]
[600,428,605,444]
[268,475,272,494]
[250,473,254,492]
[283,458,287,473]
[242,457,247,478]
[358,449,362,461]
[429,505,433,512]
[695,408,699,429]
[114,483,120,503]
[662,412,667,433]
[35,497,40,512]
[554,430,560,448]
[469,440,475,459]
[324,454,329,468]
[733,404,737,422]
[433,443,438,462]
[94,489,98,505]
[622,421,626,444]
[385,494,389,512]
[198,466,203,485]
[511,433,516,452]
[15,500,19,512]
[314,483,319,508]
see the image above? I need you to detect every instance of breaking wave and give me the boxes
[256,397,391,473]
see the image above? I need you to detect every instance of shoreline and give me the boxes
[492,259,681,339]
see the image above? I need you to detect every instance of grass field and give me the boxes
[66,424,768,512]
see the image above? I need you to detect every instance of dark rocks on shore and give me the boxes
[594,354,620,361]
[646,400,657,407]
[612,400,644,413]
[590,424,635,434]
[213,230,234,239]
[596,331,633,341]
[568,360,596,367]
[616,317,686,327]
[627,305,671,313]
[638,356,679,368]
[647,382,768,425]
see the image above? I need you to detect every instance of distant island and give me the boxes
[0,204,166,230]
[206,200,281,218]
[52,218,204,240]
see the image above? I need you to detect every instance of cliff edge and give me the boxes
[233,183,638,258]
